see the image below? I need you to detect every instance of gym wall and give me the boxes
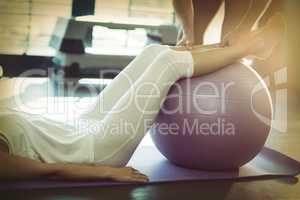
[0,0,72,55]
[0,0,173,56]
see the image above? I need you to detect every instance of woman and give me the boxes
[0,16,283,183]
[173,0,270,47]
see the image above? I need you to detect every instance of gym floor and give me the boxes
[0,77,300,200]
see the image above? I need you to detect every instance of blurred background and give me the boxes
[0,0,299,126]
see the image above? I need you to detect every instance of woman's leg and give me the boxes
[92,18,283,167]
[222,0,270,42]
[92,49,193,166]
[258,0,284,27]
[81,44,169,119]
[92,46,252,166]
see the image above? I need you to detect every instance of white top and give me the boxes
[0,107,94,164]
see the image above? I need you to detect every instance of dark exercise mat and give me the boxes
[1,146,300,190]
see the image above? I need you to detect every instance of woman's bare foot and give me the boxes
[171,44,222,52]
[246,13,286,60]
[170,45,189,51]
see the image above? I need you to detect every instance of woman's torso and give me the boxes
[0,107,95,164]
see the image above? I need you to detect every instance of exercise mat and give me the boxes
[1,146,300,190]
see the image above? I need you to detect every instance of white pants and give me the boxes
[81,45,194,167]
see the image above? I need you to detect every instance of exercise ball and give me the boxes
[150,62,273,170]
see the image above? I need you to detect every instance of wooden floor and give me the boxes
[1,77,300,200]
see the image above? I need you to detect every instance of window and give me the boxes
[0,0,174,56]
[85,26,148,55]
[0,0,72,55]
[78,0,174,25]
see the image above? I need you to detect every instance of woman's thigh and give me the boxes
[80,44,169,120]
[92,49,194,167]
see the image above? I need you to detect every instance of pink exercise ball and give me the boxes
[150,62,273,170]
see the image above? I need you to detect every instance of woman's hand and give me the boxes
[221,30,250,47]
[107,166,149,183]
[51,164,149,183]
[173,0,194,49]
[177,31,195,49]
[0,148,149,183]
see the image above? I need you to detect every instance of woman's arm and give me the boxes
[0,143,148,183]
[173,0,194,46]
[222,0,270,46]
